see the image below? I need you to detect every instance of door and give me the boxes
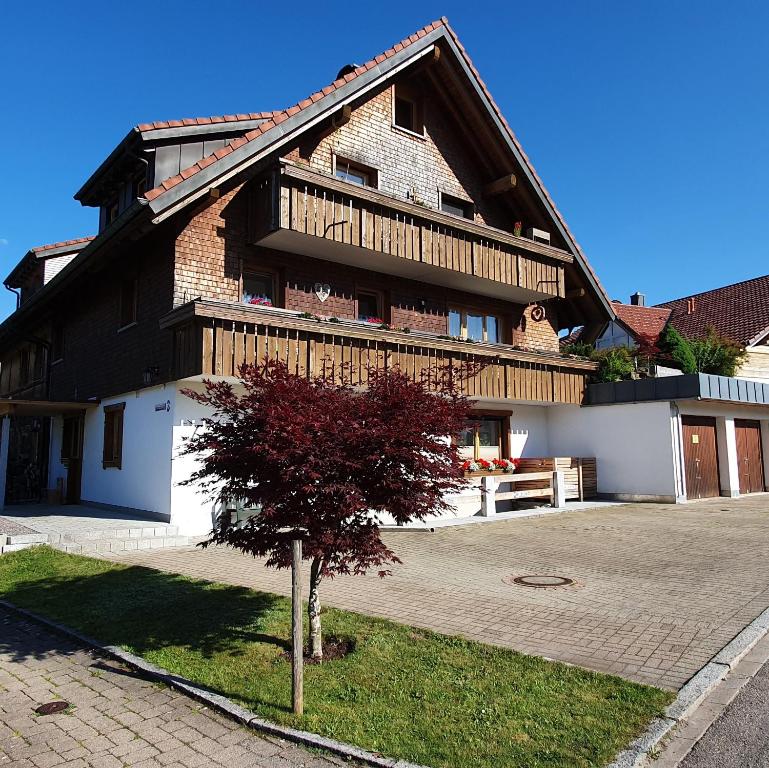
[735,419,765,494]
[61,415,84,504]
[682,416,720,499]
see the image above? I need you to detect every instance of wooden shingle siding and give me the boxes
[169,306,593,405]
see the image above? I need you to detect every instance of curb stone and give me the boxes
[0,600,429,768]
[607,606,769,768]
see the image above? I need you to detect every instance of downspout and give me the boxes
[670,401,686,501]
[4,283,20,311]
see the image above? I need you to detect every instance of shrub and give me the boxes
[593,346,635,382]
[658,325,697,374]
[689,329,747,377]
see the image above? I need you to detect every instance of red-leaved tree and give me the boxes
[180,358,475,659]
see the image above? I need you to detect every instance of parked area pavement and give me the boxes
[105,495,769,691]
[656,630,769,767]
[0,606,342,768]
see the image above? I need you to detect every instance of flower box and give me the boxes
[461,458,520,476]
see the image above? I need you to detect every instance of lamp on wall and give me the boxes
[142,366,160,386]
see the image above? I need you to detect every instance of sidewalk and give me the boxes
[0,607,342,768]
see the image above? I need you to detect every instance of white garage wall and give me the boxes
[80,385,175,519]
[547,401,678,501]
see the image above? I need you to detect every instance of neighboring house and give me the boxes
[0,20,766,525]
[593,293,671,351]
[657,275,769,383]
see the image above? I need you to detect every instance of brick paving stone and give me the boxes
[0,609,342,768]
[106,495,769,691]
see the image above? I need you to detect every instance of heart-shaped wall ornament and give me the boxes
[314,283,331,302]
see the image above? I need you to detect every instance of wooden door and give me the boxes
[735,419,765,494]
[61,415,84,504]
[682,416,720,499]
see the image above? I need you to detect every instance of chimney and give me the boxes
[630,292,645,306]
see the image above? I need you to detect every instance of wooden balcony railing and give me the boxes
[161,300,597,406]
[249,163,572,302]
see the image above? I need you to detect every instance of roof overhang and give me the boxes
[587,373,769,409]
[0,399,95,417]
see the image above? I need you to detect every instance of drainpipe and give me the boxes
[670,401,687,501]
[4,283,20,311]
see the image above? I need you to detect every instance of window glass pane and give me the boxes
[357,293,380,321]
[477,419,501,447]
[466,314,484,341]
[440,194,472,219]
[243,274,274,306]
[457,424,475,447]
[448,309,462,337]
[485,316,498,343]
[336,164,368,186]
[394,97,415,131]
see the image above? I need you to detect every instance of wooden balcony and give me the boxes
[248,163,572,304]
[161,300,597,406]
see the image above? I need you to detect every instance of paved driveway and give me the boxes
[0,608,340,768]
[105,495,769,691]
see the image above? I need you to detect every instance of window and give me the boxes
[457,417,505,461]
[102,403,125,469]
[393,84,423,134]
[52,325,64,363]
[106,199,119,225]
[19,349,30,384]
[334,157,376,187]
[448,309,500,343]
[133,172,147,198]
[357,290,383,322]
[119,278,137,329]
[242,272,276,307]
[440,193,473,220]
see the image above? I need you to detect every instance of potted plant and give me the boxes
[461,458,493,476]
[492,458,520,474]
[513,221,523,237]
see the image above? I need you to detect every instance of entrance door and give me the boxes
[735,419,765,494]
[61,415,84,504]
[682,416,720,499]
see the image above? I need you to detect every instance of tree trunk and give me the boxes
[308,557,323,661]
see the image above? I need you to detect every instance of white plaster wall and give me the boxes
[547,401,678,501]
[80,385,174,518]
[170,382,224,536]
[506,404,551,458]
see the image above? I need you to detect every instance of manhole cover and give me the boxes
[34,701,69,716]
[505,575,574,588]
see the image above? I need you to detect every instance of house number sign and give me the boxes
[314,283,331,302]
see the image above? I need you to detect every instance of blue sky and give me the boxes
[1,0,767,319]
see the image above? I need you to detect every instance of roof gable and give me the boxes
[656,274,769,346]
[611,302,671,342]
[139,18,612,320]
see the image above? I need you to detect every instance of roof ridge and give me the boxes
[144,18,446,202]
[656,273,769,307]
[136,112,280,132]
[31,236,95,253]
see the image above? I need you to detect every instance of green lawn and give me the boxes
[0,547,672,767]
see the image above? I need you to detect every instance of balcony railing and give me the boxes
[248,163,572,303]
[161,300,597,406]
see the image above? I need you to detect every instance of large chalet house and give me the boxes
[0,20,766,532]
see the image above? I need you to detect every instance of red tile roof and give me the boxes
[139,18,610,314]
[31,236,95,254]
[656,275,769,346]
[136,113,279,132]
[612,302,671,342]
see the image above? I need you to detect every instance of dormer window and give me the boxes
[133,172,147,198]
[106,199,119,225]
[334,157,376,188]
[392,83,423,135]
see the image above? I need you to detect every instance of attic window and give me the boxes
[440,193,473,220]
[133,172,147,198]
[335,157,376,188]
[392,84,423,135]
[106,200,119,225]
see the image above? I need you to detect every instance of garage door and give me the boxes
[682,416,720,499]
[735,419,765,494]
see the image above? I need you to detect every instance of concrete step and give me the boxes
[53,535,190,554]
[46,525,180,544]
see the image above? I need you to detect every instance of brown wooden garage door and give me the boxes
[682,416,720,499]
[735,419,765,494]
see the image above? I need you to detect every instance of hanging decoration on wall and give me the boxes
[530,303,546,322]
[314,283,331,302]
